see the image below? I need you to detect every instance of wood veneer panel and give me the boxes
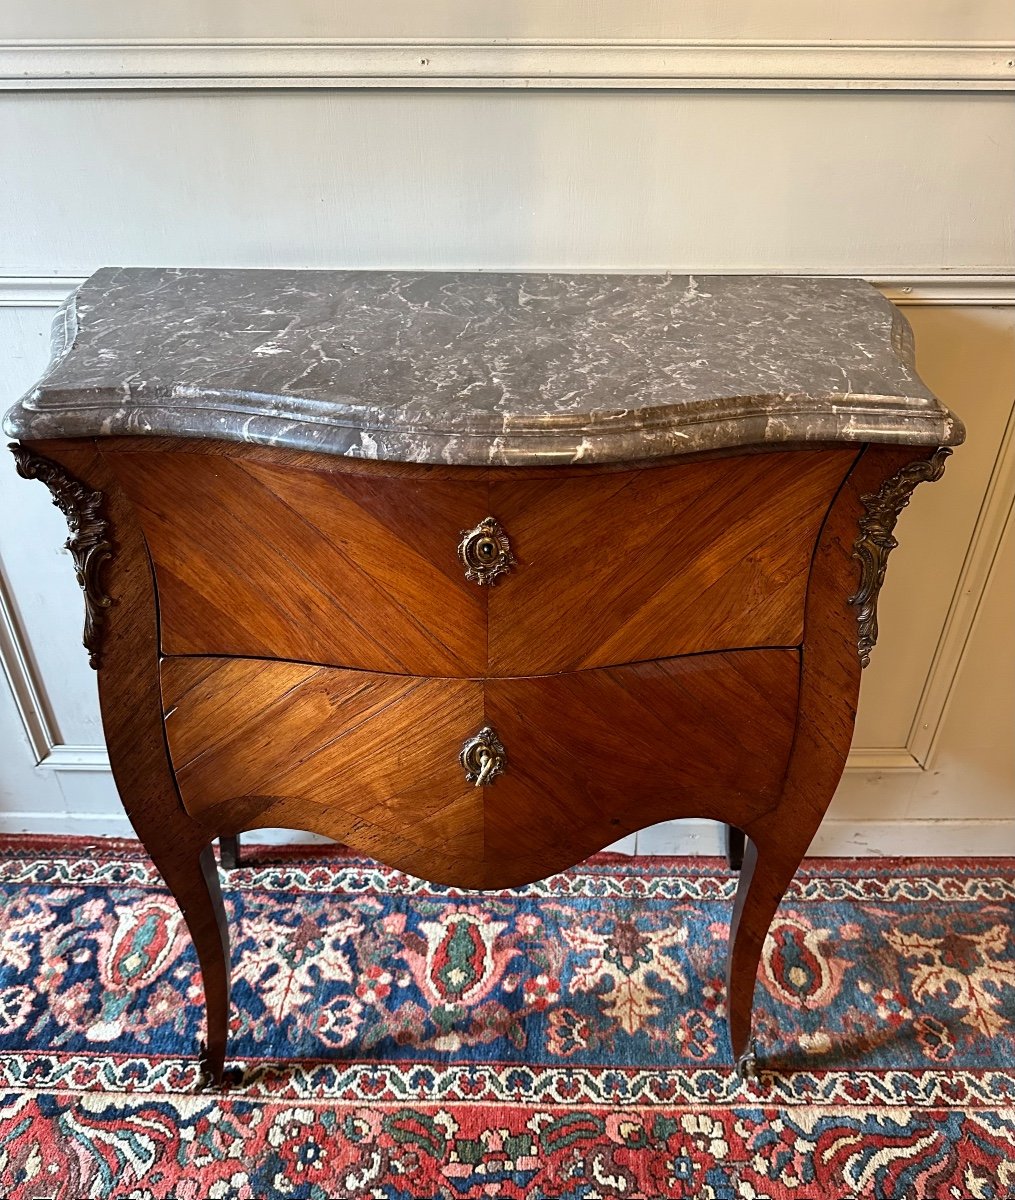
[488,448,858,673]
[483,650,799,880]
[161,648,798,889]
[162,657,486,872]
[108,444,853,680]
[108,450,488,676]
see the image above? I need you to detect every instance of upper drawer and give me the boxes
[108,444,856,676]
[487,447,856,673]
[109,449,489,676]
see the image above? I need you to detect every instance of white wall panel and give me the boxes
[0,307,104,748]
[1,92,1013,276]
[831,491,1015,848]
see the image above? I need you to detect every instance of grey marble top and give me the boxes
[4,268,963,465]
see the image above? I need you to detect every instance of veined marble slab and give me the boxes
[4,268,963,465]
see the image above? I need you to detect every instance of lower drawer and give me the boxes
[161,649,799,888]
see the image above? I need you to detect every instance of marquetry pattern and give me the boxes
[161,649,799,889]
[109,451,488,675]
[111,445,857,678]
[162,657,485,882]
[487,448,858,673]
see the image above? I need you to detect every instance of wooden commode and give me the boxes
[5,269,963,1083]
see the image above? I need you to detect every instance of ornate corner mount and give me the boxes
[9,443,113,670]
[460,725,507,787]
[849,447,951,669]
[458,516,515,586]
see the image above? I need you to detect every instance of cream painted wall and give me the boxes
[1,12,1012,854]
[2,0,1013,41]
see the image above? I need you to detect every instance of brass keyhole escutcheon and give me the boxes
[458,516,515,586]
[460,726,507,787]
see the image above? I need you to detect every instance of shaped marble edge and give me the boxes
[3,269,964,466]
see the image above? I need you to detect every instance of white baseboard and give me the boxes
[0,810,136,838]
[807,820,1015,857]
[0,812,341,845]
[635,820,728,856]
[2,813,1011,858]
[636,818,1015,857]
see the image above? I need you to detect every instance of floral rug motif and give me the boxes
[0,836,1013,1198]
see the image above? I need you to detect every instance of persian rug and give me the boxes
[0,837,1013,1200]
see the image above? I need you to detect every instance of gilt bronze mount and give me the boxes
[9,444,112,670]
[458,516,515,586]
[849,447,951,668]
[460,726,507,787]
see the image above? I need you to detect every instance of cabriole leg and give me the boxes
[142,838,232,1084]
[726,827,817,1076]
[725,825,745,871]
[219,835,241,870]
[723,445,945,1076]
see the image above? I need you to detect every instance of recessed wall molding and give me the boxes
[874,277,1015,307]
[0,570,110,771]
[40,744,111,771]
[907,402,1015,767]
[0,270,1012,777]
[844,748,921,772]
[0,38,1012,93]
[1,275,1013,310]
[0,569,52,764]
[0,277,85,307]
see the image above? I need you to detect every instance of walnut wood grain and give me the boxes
[107,449,488,676]
[105,443,857,676]
[161,649,799,890]
[487,448,858,673]
[483,651,799,883]
[163,658,486,879]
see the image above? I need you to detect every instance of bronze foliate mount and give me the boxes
[458,516,515,586]
[9,444,113,670]
[849,447,951,668]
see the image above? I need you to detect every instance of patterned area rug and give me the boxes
[0,836,1013,1199]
